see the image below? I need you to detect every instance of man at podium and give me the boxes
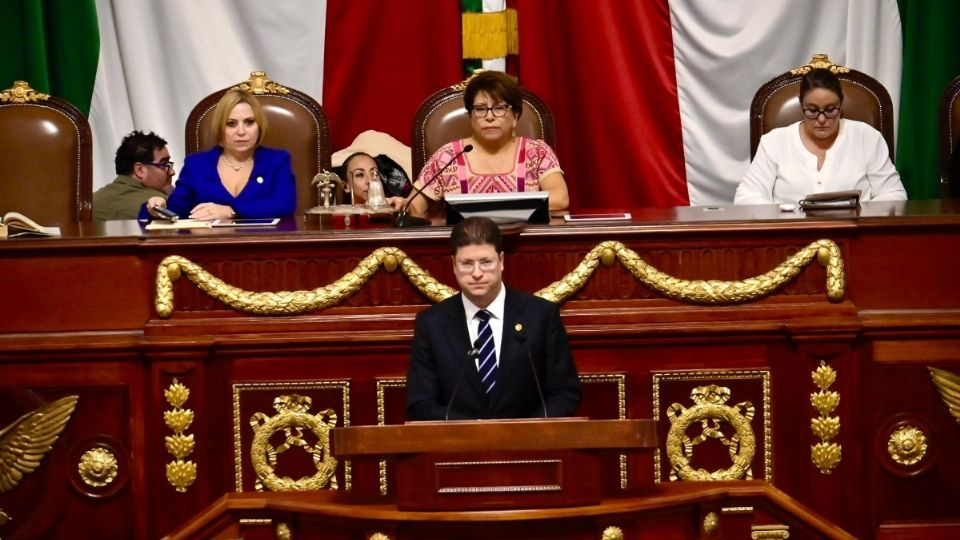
[406,217,580,420]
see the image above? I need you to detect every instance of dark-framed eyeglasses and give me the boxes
[470,104,512,118]
[802,107,841,120]
[144,161,175,172]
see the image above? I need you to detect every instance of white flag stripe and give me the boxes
[89,0,328,190]
[669,0,901,205]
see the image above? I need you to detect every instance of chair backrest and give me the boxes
[939,75,960,196]
[0,81,92,225]
[185,72,331,215]
[750,54,895,162]
[411,72,556,177]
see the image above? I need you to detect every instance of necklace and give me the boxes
[222,154,252,171]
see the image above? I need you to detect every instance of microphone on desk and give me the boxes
[445,339,482,421]
[394,144,473,228]
[516,327,548,418]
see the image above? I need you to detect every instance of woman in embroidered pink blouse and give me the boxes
[405,71,569,218]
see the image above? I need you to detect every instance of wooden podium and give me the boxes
[332,418,657,511]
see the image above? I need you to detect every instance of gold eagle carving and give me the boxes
[0,395,79,493]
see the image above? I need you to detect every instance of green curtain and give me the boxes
[896,0,960,199]
[0,0,99,115]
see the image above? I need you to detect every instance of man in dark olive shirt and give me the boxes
[93,131,175,220]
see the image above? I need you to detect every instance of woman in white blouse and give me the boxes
[735,68,906,205]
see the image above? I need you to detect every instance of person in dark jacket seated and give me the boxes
[145,89,295,220]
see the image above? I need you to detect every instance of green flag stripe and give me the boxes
[0,0,99,115]
[896,0,960,199]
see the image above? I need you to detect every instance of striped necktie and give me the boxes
[475,309,497,394]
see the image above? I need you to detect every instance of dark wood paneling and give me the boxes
[2,201,960,538]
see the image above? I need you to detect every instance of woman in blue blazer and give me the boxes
[145,89,295,220]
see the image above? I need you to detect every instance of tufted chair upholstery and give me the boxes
[750,54,894,162]
[939,75,960,197]
[185,72,331,215]
[0,80,93,225]
[411,71,556,178]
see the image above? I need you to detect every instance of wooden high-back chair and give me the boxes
[0,81,92,225]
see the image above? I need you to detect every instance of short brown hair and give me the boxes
[463,71,523,119]
[210,89,268,147]
[450,216,503,253]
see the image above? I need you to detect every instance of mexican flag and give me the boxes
[2,0,957,208]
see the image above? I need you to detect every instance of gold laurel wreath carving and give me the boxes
[249,395,338,492]
[155,240,843,317]
[665,385,756,481]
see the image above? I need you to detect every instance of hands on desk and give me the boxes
[146,197,236,221]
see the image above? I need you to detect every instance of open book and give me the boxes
[0,211,61,239]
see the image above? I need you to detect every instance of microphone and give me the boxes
[395,144,473,227]
[445,338,481,421]
[516,328,548,418]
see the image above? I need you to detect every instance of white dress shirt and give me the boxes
[735,119,907,205]
[461,284,506,368]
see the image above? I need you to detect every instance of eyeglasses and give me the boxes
[455,259,499,273]
[802,107,841,120]
[145,161,175,172]
[470,104,512,118]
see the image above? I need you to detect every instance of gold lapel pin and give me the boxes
[515,323,523,332]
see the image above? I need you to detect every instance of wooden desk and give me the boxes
[1,201,959,539]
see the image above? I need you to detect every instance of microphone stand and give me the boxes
[445,340,481,421]
[395,144,473,228]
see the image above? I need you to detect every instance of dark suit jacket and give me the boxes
[406,287,580,420]
[146,145,295,219]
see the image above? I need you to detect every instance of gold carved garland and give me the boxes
[155,240,844,316]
